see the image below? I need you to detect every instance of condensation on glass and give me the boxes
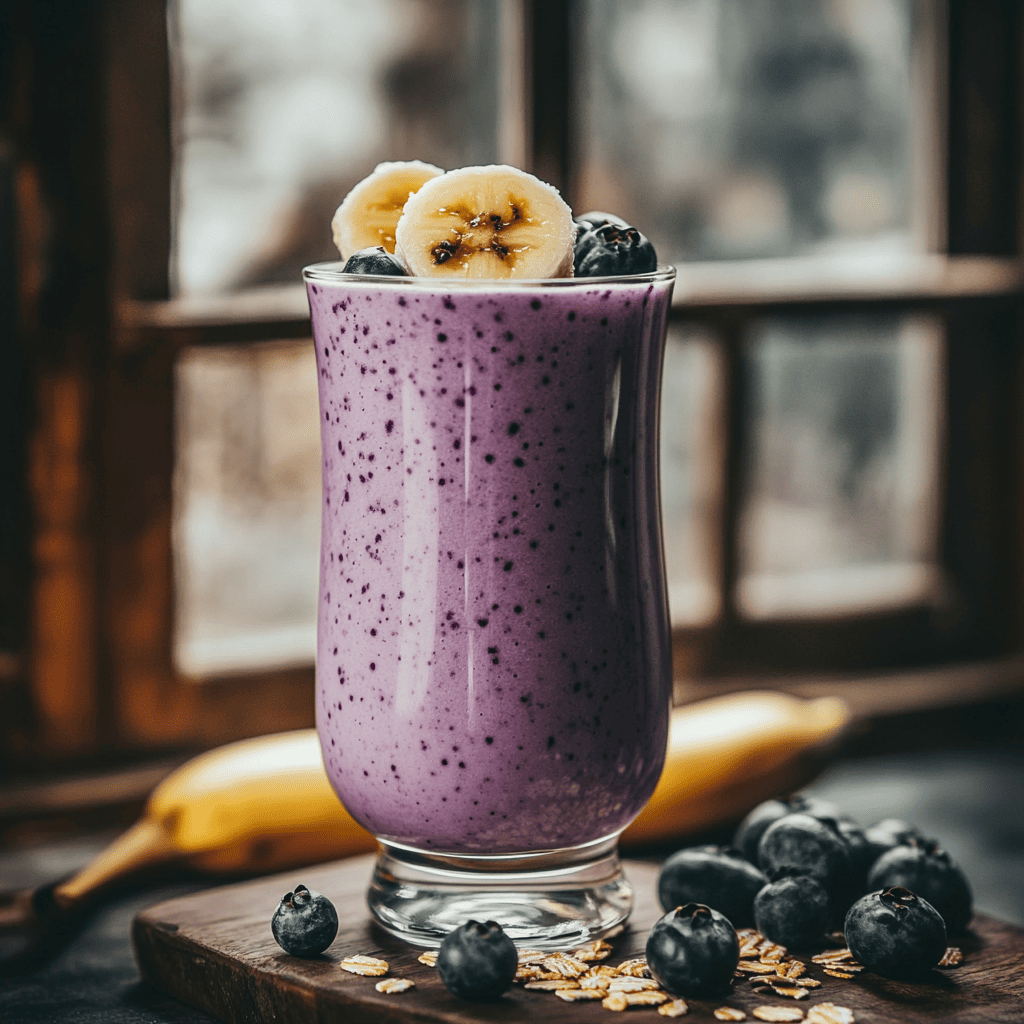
[660,325,722,626]
[737,313,944,619]
[578,0,919,263]
[172,0,501,296]
[173,341,322,675]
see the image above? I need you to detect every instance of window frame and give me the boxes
[4,0,1024,765]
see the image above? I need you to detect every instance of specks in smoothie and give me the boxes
[477,618,489,627]
[503,561,514,572]
[484,454,495,464]
[508,422,520,436]
[437,333,447,342]
[385,420,394,433]
[567,311,576,321]
[530,299,542,310]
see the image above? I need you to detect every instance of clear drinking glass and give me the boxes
[305,263,676,948]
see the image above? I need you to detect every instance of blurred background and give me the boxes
[1,0,1023,1011]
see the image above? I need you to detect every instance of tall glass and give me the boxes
[305,264,676,948]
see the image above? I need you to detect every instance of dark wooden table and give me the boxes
[131,855,1024,1024]
[3,750,1023,1022]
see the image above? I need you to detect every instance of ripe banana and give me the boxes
[331,160,443,260]
[52,692,848,912]
[394,164,575,279]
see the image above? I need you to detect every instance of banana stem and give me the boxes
[53,818,179,910]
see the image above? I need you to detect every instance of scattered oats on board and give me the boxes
[658,997,690,1017]
[822,969,857,980]
[752,1007,805,1022]
[524,979,580,991]
[938,946,963,967]
[602,991,630,1011]
[518,948,549,963]
[604,923,627,939]
[615,957,651,978]
[515,964,547,981]
[714,1008,748,1021]
[339,954,388,977]
[542,953,589,977]
[622,991,669,1007]
[416,951,437,967]
[375,978,414,994]
[762,984,810,1000]
[574,939,614,961]
[608,976,661,993]
[812,949,855,964]
[779,960,807,979]
[805,1004,856,1024]
[736,961,781,975]
[760,944,787,964]
[556,988,605,1002]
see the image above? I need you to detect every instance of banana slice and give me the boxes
[394,164,575,279]
[331,160,444,260]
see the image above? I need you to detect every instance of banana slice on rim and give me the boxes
[331,160,444,260]
[394,164,575,279]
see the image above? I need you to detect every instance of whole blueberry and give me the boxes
[867,842,973,933]
[574,220,658,276]
[733,796,840,863]
[863,818,930,864]
[658,845,768,927]
[270,884,338,956]
[753,875,830,949]
[342,245,407,276]
[845,886,947,978]
[757,813,852,894]
[436,920,518,1001]
[646,903,740,997]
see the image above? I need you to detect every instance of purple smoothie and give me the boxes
[307,268,674,855]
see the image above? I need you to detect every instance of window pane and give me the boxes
[660,326,721,625]
[737,313,944,618]
[173,0,501,295]
[173,341,321,675]
[578,0,919,262]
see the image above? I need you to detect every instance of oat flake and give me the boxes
[375,978,414,994]
[752,1006,804,1022]
[805,1004,856,1024]
[658,998,689,1017]
[339,954,388,977]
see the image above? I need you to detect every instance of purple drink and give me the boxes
[306,264,675,946]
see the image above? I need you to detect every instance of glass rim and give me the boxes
[302,261,676,288]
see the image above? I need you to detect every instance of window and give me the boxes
[5,0,1023,762]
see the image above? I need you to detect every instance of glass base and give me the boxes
[367,834,633,950]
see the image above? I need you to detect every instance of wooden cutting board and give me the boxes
[133,854,1024,1024]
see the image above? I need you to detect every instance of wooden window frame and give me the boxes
[3,0,1023,766]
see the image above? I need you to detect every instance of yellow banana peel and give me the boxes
[54,691,848,909]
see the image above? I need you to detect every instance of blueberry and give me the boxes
[270,883,338,956]
[757,813,852,895]
[573,217,658,276]
[733,795,839,863]
[867,842,973,933]
[574,211,631,235]
[828,817,874,926]
[342,246,407,276]
[844,886,947,978]
[646,903,740,996]
[863,818,930,864]
[753,875,830,949]
[657,845,768,927]
[436,920,518,1001]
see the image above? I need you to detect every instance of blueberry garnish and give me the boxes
[863,817,931,864]
[342,246,407,276]
[733,795,839,863]
[646,902,740,997]
[844,886,947,978]
[866,841,973,933]
[753,875,830,949]
[572,212,658,276]
[270,883,338,956]
[657,845,767,927]
[436,919,518,1001]
[757,813,852,895]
